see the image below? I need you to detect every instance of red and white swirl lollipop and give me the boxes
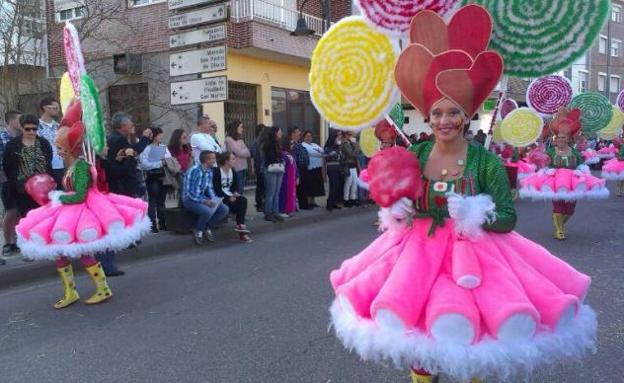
[500,98,518,119]
[355,0,459,36]
[63,22,86,95]
[526,75,573,115]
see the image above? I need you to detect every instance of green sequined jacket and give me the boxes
[60,159,93,205]
[546,147,583,170]
[619,145,624,160]
[408,142,517,234]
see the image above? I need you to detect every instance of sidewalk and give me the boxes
[0,191,375,290]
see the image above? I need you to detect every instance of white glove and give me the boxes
[378,197,415,232]
[446,192,496,240]
[48,190,64,207]
[544,168,556,176]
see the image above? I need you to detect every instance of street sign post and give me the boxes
[168,2,228,29]
[170,76,228,105]
[169,45,227,77]
[168,0,221,10]
[169,24,226,48]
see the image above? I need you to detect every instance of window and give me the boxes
[129,0,165,6]
[611,75,621,93]
[612,39,622,57]
[598,73,607,92]
[21,20,43,38]
[57,6,86,22]
[578,71,588,93]
[271,87,321,142]
[599,35,608,54]
[613,4,622,23]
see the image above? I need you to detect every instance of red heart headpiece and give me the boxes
[395,5,503,118]
[550,107,582,137]
[57,101,85,155]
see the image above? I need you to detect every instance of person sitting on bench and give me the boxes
[182,150,229,245]
[213,151,253,243]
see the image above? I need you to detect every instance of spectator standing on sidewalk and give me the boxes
[262,126,285,222]
[182,150,229,245]
[106,112,152,198]
[289,127,311,210]
[139,127,172,233]
[301,130,326,208]
[213,151,253,243]
[95,147,125,277]
[340,131,361,207]
[37,97,64,187]
[324,129,343,212]
[250,124,266,212]
[1,111,22,259]
[224,120,251,195]
[279,136,298,217]
[191,116,221,164]
[3,114,53,216]
[168,128,193,173]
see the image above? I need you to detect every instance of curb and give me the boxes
[0,205,375,290]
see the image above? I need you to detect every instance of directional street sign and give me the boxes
[168,3,228,29]
[170,76,228,105]
[169,45,226,77]
[168,0,221,10]
[169,24,226,49]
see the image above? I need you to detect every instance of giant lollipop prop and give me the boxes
[526,75,573,115]
[463,0,610,77]
[570,92,613,133]
[598,106,624,140]
[63,22,86,95]
[355,0,459,36]
[80,74,106,156]
[310,17,399,131]
[500,108,543,147]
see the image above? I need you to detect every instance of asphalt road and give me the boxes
[0,190,623,383]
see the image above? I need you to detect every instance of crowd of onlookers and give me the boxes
[0,98,381,268]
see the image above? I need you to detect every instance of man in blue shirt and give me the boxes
[182,150,229,245]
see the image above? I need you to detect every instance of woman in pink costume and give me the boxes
[16,102,150,309]
[328,6,596,383]
[279,139,298,216]
[601,143,624,196]
[520,109,609,240]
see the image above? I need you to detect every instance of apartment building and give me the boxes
[43,0,350,145]
[0,0,50,114]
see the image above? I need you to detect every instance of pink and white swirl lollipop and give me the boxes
[500,98,518,119]
[63,22,86,95]
[617,89,624,112]
[355,0,459,36]
[526,75,573,115]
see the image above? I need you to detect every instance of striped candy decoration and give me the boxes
[63,22,86,95]
[526,75,573,115]
[616,90,624,112]
[355,0,459,36]
[462,0,610,77]
[310,16,399,131]
[570,92,613,133]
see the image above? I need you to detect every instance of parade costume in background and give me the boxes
[519,109,609,240]
[601,144,624,196]
[310,4,598,382]
[15,103,150,308]
[15,23,149,308]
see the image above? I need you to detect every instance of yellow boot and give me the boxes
[84,263,113,305]
[54,265,80,309]
[410,369,439,383]
[552,213,566,240]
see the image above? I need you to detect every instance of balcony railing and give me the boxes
[231,0,326,36]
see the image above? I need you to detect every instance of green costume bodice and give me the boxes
[408,142,517,234]
[546,147,583,169]
[60,159,92,205]
[619,145,624,160]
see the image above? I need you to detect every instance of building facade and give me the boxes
[42,0,350,148]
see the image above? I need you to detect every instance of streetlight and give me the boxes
[290,0,331,36]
